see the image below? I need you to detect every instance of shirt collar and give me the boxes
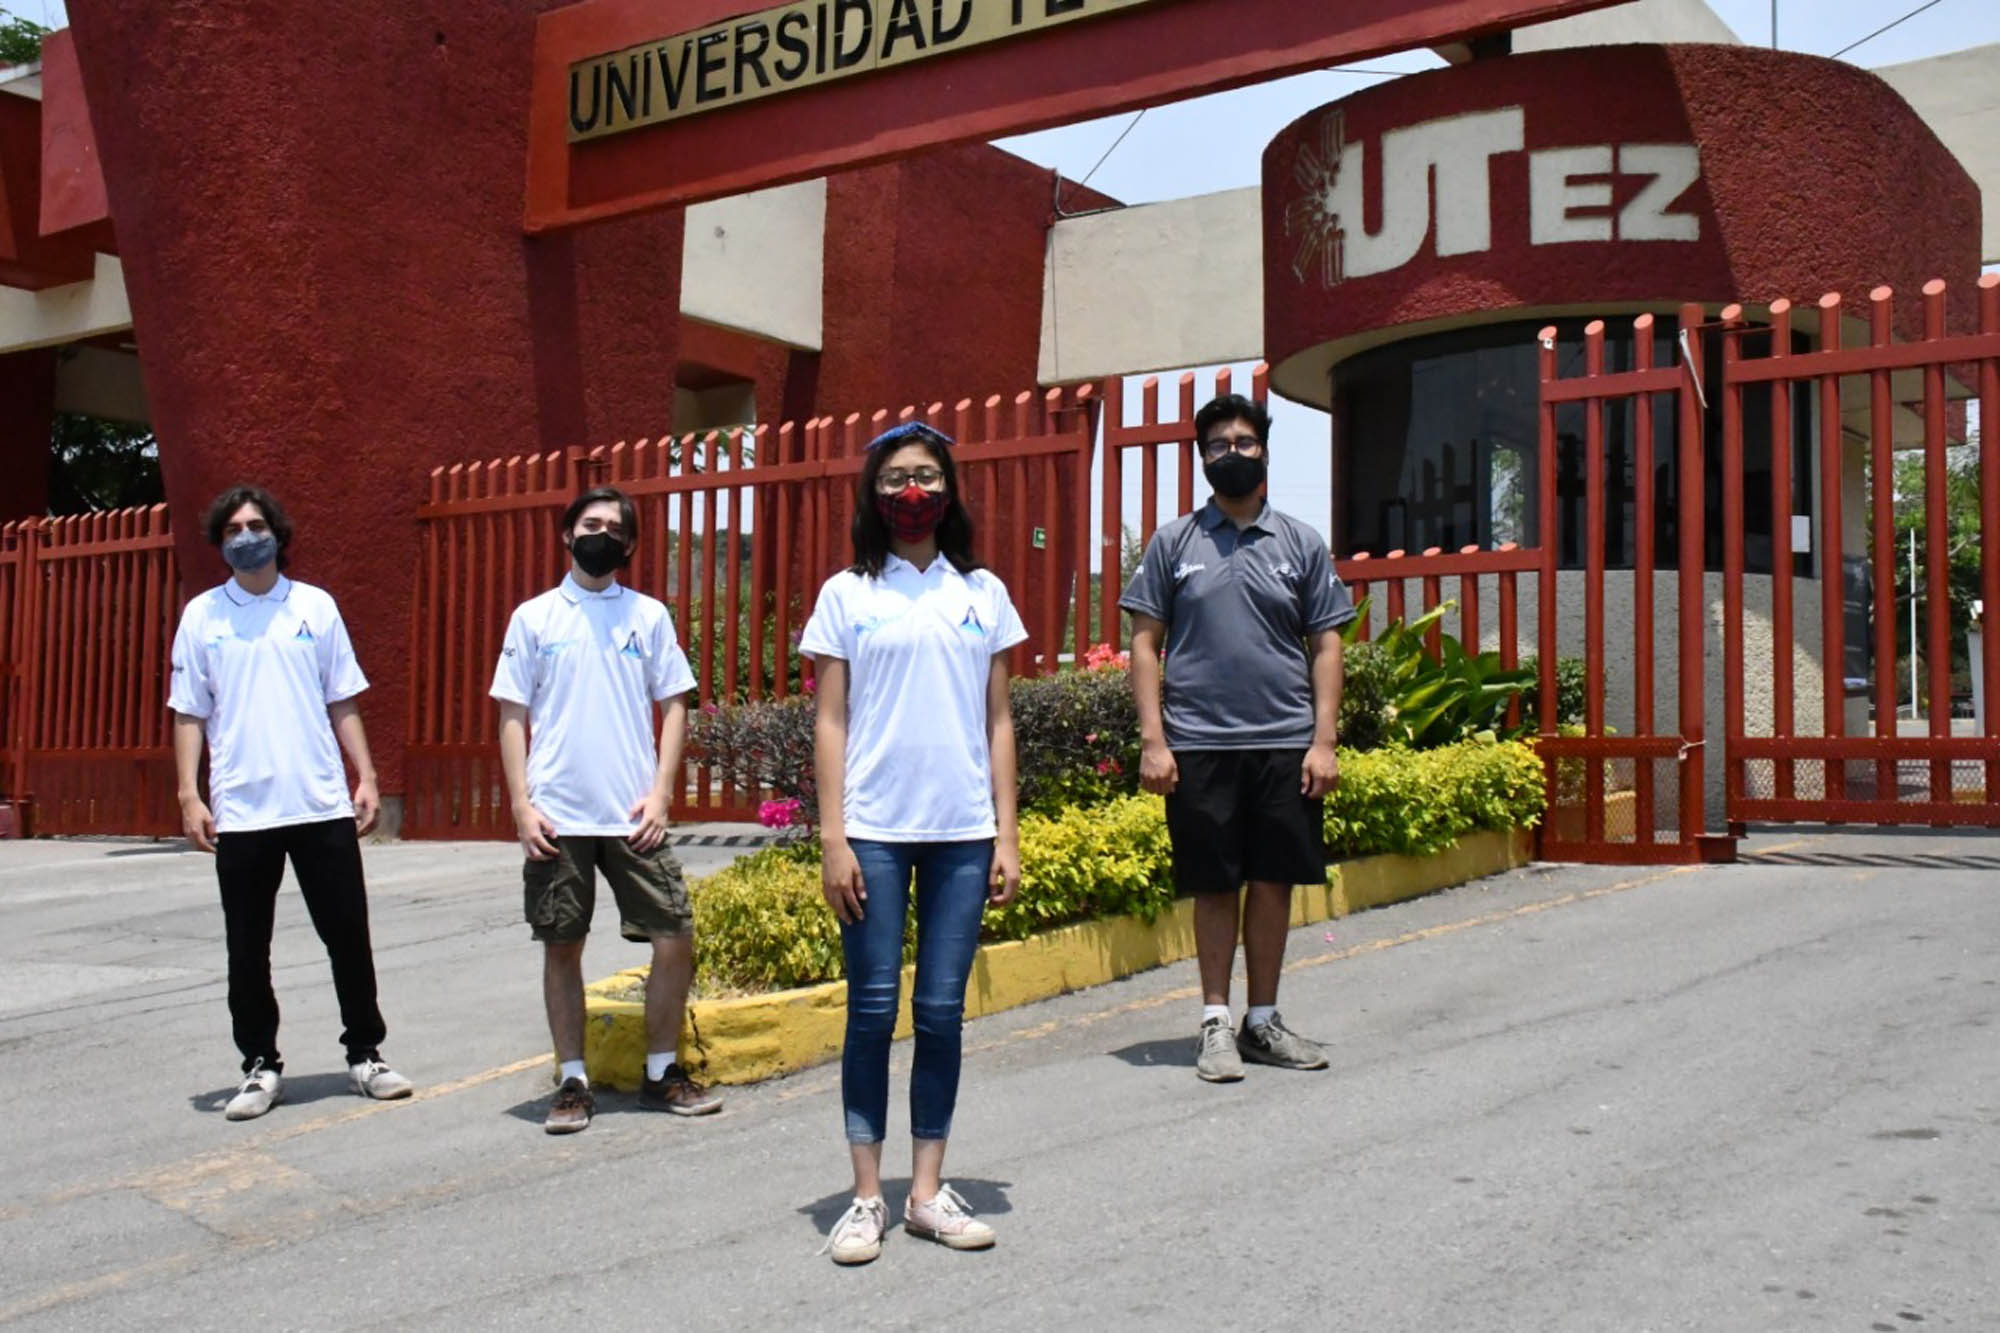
[222,573,292,605]
[883,553,952,583]
[558,573,625,603]
[1198,499,1273,534]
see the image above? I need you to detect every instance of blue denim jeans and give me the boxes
[841,838,994,1144]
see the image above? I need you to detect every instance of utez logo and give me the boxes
[1285,106,1701,289]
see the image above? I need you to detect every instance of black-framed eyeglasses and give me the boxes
[1200,434,1264,462]
[877,466,946,492]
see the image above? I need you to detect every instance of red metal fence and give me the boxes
[402,388,1095,838]
[0,506,180,837]
[1719,274,2000,828]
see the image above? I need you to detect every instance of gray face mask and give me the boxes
[222,530,279,573]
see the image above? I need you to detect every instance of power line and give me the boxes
[1829,0,1946,60]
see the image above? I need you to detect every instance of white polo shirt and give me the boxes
[489,575,697,836]
[167,576,368,834]
[800,556,1028,842]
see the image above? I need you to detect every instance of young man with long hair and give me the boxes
[169,484,412,1121]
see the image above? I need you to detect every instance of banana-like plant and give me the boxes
[1341,598,1536,748]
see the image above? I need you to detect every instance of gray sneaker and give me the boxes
[1237,1012,1329,1070]
[224,1060,283,1121]
[1195,1016,1245,1082]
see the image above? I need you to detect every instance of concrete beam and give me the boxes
[1038,188,1260,384]
[1874,44,2000,265]
[679,178,825,352]
[0,251,130,353]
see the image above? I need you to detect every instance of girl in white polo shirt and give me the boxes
[802,422,1026,1265]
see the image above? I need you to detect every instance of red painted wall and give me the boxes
[1261,43,1981,401]
[64,0,689,796]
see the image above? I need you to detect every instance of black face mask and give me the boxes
[1204,451,1267,500]
[570,532,629,578]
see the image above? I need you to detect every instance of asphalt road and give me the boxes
[0,827,1995,1330]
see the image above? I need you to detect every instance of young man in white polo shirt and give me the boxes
[492,485,722,1134]
[169,485,413,1122]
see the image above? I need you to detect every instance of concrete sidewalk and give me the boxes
[1,829,1995,1329]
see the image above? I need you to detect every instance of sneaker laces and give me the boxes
[353,1058,389,1081]
[239,1059,271,1093]
[817,1197,885,1255]
[1201,1019,1235,1053]
[922,1184,975,1223]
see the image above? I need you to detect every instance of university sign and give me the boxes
[528,0,1627,230]
[569,0,1169,141]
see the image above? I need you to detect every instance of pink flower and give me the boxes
[758,798,804,828]
[1085,733,1098,744]
[802,675,817,694]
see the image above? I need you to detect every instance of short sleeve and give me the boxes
[1118,526,1176,623]
[318,601,370,703]
[985,575,1029,655]
[798,575,851,662]
[489,608,537,705]
[648,607,698,701]
[1299,541,1358,634]
[166,604,213,718]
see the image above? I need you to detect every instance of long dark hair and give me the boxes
[849,424,981,579]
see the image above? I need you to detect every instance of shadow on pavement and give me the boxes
[189,1071,353,1114]
[1108,1037,1196,1069]
[796,1177,1016,1232]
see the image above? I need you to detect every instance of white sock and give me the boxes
[645,1052,675,1081]
[1246,1004,1277,1030]
[559,1059,588,1087]
[1203,1004,1232,1026]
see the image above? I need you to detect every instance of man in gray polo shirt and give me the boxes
[1121,393,1356,1083]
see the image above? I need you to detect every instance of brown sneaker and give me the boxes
[543,1077,594,1134]
[637,1063,723,1116]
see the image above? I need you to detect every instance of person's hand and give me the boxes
[988,839,1021,906]
[181,795,217,853]
[1139,741,1179,796]
[514,801,559,860]
[627,791,672,853]
[1302,742,1340,799]
[352,778,381,836]
[821,838,866,924]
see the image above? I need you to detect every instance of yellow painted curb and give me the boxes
[581,827,1533,1091]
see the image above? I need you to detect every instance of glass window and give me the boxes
[1332,318,1813,574]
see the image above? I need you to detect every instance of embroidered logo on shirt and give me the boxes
[620,631,645,659]
[958,606,986,636]
[294,622,316,642]
[1173,561,1207,581]
[1271,561,1295,579]
[538,640,575,658]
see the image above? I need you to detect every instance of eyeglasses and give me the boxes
[877,467,946,492]
[1200,434,1264,462]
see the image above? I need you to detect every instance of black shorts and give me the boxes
[1163,748,1328,895]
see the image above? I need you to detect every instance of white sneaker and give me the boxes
[349,1057,414,1101]
[225,1061,283,1121]
[819,1195,889,1265]
[903,1183,996,1251]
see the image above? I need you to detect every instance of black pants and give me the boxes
[215,817,386,1073]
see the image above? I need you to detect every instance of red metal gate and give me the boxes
[1719,274,2000,827]
[1532,306,1725,862]
[0,506,180,837]
[402,388,1095,838]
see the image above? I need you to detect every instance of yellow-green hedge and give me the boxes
[692,739,1544,995]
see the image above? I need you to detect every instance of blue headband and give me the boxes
[866,421,956,451]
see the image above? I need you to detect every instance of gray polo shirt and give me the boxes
[1119,500,1356,750]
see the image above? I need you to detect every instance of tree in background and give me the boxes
[49,414,164,515]
[1867,444,1983,709]
[0,7,48,65]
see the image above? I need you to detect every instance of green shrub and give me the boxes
[1337,639,1398,752]
[689,738,1545,994]
[1520,654,1589,731]
[1342,602,1535,748]
[1009,666,1142,814]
